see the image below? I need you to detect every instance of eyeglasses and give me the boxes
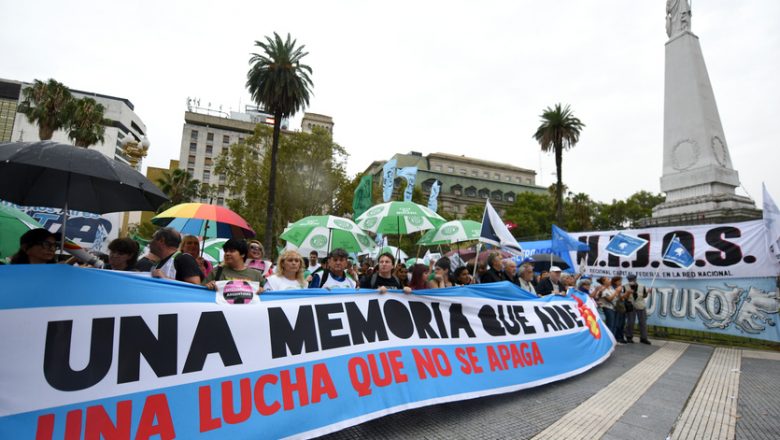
[249,246,262,251]
[35,241,59,250]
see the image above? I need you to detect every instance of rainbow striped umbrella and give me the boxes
[151,203,255,239]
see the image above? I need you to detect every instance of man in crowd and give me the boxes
[308,248,357,289]
[149,227,202,284]
[307,251,321,274]
[536,265,565,296]
[203,238,265,289]
[625,273,651,344]
[480,253,507,283]
[503,259,520,286]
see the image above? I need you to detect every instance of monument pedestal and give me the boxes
[646,25,759,227]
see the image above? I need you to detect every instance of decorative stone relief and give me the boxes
[711,136,729,167]
[672,139,699,170]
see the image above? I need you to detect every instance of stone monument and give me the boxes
[645,0,761,226]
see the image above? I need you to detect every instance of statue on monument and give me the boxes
[666,0,692,38]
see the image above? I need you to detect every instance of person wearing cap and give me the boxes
[308,248,357,289]
[624,274,651,344]
[536,265,565,296]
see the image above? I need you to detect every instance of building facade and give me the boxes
[179,108,334,206]
[363,152,545,217]
[0,78,148,168]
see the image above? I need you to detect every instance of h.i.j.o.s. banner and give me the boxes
[570,220,780,342]
[0,266,613,439]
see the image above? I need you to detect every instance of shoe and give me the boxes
[626,338,635,343]
[640,339,651,345]
[617,338,627,344]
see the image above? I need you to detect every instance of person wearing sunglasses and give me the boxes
[10,228,58,264]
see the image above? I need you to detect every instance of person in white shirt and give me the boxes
[265,250,307,291]
[307,250,321,274]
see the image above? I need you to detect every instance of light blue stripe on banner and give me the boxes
[0,330,613,439]
[0,266,568,308]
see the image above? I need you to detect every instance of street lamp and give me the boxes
[120,135,150,169]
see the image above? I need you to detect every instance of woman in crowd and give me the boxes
[577,277,592,295]
[181,235,213,277]
[264,250,307,291]
[409,263,430,291]
[428,258,453,288]
[612,276,631,344]
[594,276,618,339]
[106,237,140,271]
[203,239,265,290]
[453,266,474,286]
[10,228,58,264]
[517,258,537,295]
[361,253,411,293]
[393,263,409,288]
[245,240,272,275]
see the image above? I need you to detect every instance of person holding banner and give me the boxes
[480,253,508,284]
[503,259,521,286]
[393,263,410,287]
[9,228,58,265]
[308,248,357,289]
[106,237,140,271]
[181,235,213,277]
[360,252,411,294]
[453,266,475,286]
[428,258,454,288]
[594,276,618,338]
[409,263,431,291]
[150,228,203,285]
[264,250,307,291]
[204,239,265,290]
[536,266,565,296]
[518,258,537,295]
[624,274,651,344]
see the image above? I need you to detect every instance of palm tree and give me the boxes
[156,169,201,212]
[533,103,585,224]
[20,79,73,140]
[68,97,107,147]
[246,32,313,254]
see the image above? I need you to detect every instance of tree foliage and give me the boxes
[20,79,73,140]
[156,169,201,212]
[533,103,585,225]
[215,126,348,255]
[68,97,107,147]
[246,32,314,253]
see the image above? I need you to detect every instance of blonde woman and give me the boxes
[264,250,307,291]
[181,235,213,277]
[246,239,272,276]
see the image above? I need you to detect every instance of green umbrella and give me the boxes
[355,201,445,235]
[417,220,482,245]
[0,203,43,260]
[280,215,376,255]
[202,238,228,263]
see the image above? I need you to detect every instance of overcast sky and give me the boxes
[2,0,778,205]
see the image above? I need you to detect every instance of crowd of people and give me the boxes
[8,227,650,344]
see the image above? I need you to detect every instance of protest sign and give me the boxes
[0,266,613,439]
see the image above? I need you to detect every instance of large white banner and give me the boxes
[570,220,779,279]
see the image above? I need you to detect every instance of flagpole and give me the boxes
[649,233,676,292]
[472,242,482,281]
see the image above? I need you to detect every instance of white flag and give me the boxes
[763,183,780,261]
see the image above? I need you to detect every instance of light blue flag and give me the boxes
[396,166,417,202]
[428,180,441,212]
[605,232,648,257]
[663,236,695,269]
[382,159,397,202]
[551,224,589,254]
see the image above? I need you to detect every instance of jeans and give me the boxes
[626,309,648,340]
[614,312,626,341]
[603,308,616,338]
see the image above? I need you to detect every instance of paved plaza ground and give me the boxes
[318,340,780,440]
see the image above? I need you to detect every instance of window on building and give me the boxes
[205,145,213,155]
[451,184,463,196]
[217,197,224,205]
[206,132,214,141]
[471,170,478,176]
[448,166,455,173]
[491,190,503,201]
[188,155,195,166]
[460,168,467,175]
[434,165,442,171]
[505,176,511,182]
[527,178,533,184]
[219,174,226,183]
[494,173,501,180]
[203,170,210,180]
[505,192,515,203]
[223,135,230,144]
[189,142,197,153]
[478,188,489,199]
[465,186,477,197]
[483,171,490,178]
[219,185,226,194]
[190,130,198,140]
[516,177,522,183]
[204,158,213,167]
[239,137,245,143]
[187,167,194,175]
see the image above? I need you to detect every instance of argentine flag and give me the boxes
[662,236,695,269]
[605,232,648,257]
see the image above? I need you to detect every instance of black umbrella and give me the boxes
[0,141,169,248]
[530,253,571,273]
